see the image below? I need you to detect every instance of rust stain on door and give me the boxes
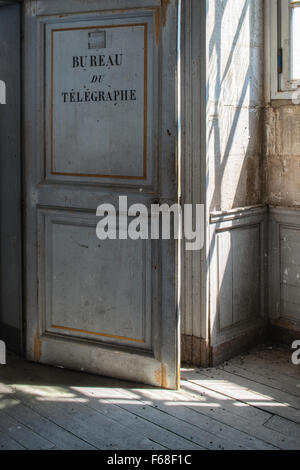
[155,366,161,386]
[34,329,42,362]
[162,0,170,27]
[155,8,160,46]
[177,364,181,391]
[155,363,168,388]
[161,362,167,389]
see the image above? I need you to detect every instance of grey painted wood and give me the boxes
[280,227,300,321]
[181,0,207,343]
[232,225,261,324]
[35,0,162,16]
[269,207,300,329]
[39,210,152,350]
[209,206,267,347]
[0,4,23,354]
[24,0,179,389]
[217,230,233,330]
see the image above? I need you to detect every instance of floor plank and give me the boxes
[264,415,300,439]
[228,353,300,397]
[183,368,300,424]
[0,346,299,450]
[181,374,272,424]
[71,392,203,450]
[0,430,26,450]
[72,383,278,450]
[180,380,300,450]
[0,398,96,450]
[220,363,300,403]
[8,387,164,451]
[0,410,55,450]
[120,387,277,450]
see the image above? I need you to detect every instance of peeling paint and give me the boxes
[154,363,167,388]
[154,367,161,385]
[177,364,181,391]
[26,0,37,17]
[161,362,167,389]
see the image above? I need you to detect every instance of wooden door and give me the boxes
[24,0,180,389]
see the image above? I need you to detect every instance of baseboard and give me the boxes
[270,319,300,345]
[209,326,268,367]
[181,335,210,367]
[181,324,298,367]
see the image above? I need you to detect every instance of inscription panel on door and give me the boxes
[44,14,156,186]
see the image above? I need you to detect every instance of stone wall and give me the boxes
[207,0,264,211]
[265,103,300,207]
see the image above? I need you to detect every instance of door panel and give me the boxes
[24,0,179,389]
[39,209,152,349]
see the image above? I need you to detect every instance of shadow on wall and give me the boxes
[208,0,263,212]
[206,0,265,363]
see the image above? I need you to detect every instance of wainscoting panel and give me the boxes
[269,208,300,338]
[209,206,267,364]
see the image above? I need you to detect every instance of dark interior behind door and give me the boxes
[0,2,23,354]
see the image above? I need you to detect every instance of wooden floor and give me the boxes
[0,344,299,450]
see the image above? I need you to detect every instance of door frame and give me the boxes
[180,0,208,367]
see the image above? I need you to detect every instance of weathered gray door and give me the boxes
[24,0,180,389]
